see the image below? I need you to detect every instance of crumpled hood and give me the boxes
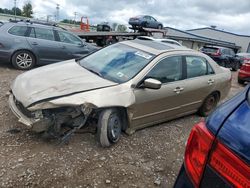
[11,60,117,107]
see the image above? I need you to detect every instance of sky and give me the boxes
[1,0,250,34]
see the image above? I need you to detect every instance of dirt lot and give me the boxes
[0,63,245,188]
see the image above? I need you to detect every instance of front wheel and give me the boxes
[97,109,122,147]
[11,50,36,70]
[198,93,219,117]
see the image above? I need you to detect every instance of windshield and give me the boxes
[201,47,218,53]
[79,43,155,83]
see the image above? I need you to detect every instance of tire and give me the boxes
[158,24,163,29]
[198,93,219,117]
[97,109,122,147]
[232,61,240,71]
[220,60,226,68]
[11,50,36,70]
[238,77,245,85]
[142,21,148,28]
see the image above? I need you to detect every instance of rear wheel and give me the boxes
[198,93,219,117]
[97,109,122,147]
[232,61,240,71]
[11,50,36,70]
[158,24,163,29]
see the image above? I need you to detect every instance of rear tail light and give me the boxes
[209,141,250,188]
[243,58,250,64]
[185,120,250,188]
[184,121,215,187]
[240,62,250,71]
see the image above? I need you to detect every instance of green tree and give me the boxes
[22,2,33,18]
[117,24,127,32]
[12,7,22,16]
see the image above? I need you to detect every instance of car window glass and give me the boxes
[230,49,235,56]
[146,56,182,83]
[207,63,215,74]
[34,27,54,41]
[58,31,82,45]
[80,43,155,83]
[186,56,207,78]
[8,26,27,36]
[29,27,36,38]
[151,17,156,21]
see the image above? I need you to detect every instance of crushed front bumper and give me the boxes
[9,94,51,133]
[8,94,36,127]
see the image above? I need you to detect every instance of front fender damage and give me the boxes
[26,85,137,142]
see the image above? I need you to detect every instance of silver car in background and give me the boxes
[9,39,231,147]
[0,21,98,70]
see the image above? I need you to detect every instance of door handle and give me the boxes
[208,79,215,85]
[174,87,184,94]
[31,42,38,45]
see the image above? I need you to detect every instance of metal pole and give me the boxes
[74,12,77,25]
[56,4,59,22]
[14,0,16,20]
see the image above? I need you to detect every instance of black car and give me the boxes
[174,85,250,187]
[200,46,240,71]
[0,20,98,70]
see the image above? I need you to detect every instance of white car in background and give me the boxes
[137,36,182,46]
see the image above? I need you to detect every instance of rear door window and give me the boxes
[8,26,28,36]
[57,31,82,45]
[185,56,213,78]
[34,27,55,41]
[29,27,36,38]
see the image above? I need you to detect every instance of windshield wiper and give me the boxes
[85,67,103,77]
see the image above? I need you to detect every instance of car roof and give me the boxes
[237,52,250,56]
[136,36,182,46]
[203,45,230,49]
[121,39,192,55]
[4,21,65,30]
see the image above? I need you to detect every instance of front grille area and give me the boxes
[14,97,34,118]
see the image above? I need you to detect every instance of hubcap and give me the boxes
[16,53,33,68]
[108,115,121,142]
[205,97,215,112]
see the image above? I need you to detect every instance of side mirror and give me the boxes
[142,78,162,89]
[78,41,86,47]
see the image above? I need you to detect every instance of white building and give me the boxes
[164,27,239,51]
[187,27,250,53]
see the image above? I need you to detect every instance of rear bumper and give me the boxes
[174,165,194,188]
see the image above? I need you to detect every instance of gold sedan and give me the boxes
[9,39,231,147]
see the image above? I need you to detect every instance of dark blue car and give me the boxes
[174,85,250,187]
[128,15,163,29]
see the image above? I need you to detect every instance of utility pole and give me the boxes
[56,4,60,22]
[14,0,17,20]
[74,12,77,25]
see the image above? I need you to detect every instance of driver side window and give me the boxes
[146,56,183,84]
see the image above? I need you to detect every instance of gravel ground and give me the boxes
[0,63,245,188]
